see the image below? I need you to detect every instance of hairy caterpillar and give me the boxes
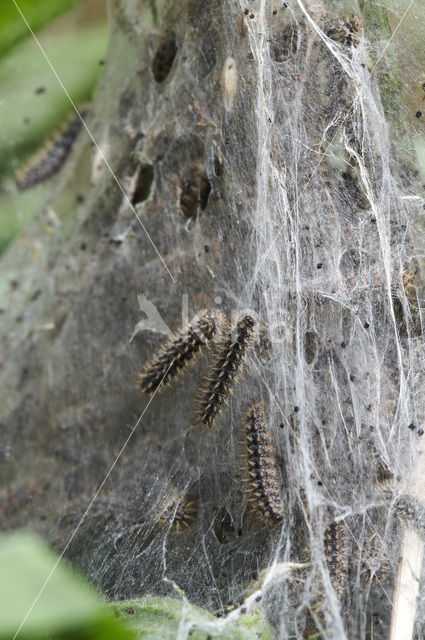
[302,511,348,637]
[242,401,284,522]
[159,495,196,531]
[138,310,225,395]
[197,315,255,428]
[16,109,88,190]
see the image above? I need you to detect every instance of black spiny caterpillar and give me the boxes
[16,109,88,190]
[159,495,196,531]
[138,310,224,395]
[302,514,348,637]
[243,401,284,522]
[197,315,255,428]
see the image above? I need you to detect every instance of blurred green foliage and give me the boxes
[111,598,273,640]
[0,532,130,639]
[0,22,107,169]
[0,185,48,254]
[0,0,107,254]
[0,532,272,640]
[0,0,80,56]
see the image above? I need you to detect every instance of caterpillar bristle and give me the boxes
[242,401,284,523]
[196,315,255,429]
[138,310,225,395]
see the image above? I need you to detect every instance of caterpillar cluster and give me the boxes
[138,311,284,533]
[16,109,88,190]
[136,298,393,623]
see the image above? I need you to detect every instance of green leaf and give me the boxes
[0,20,108,170]
[0,0,81,56]
[0,183,49,255]
[0,16,107,253]
[0,532,130,639]
[110,597,273,640]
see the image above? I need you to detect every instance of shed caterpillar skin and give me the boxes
[324,513,348,601]
[323,15,362,47]
[197,315,255,429]
[360,532,390,586]
[159,495,196,531]
[16,109,88,190]
[242,401,284,522]
[254,324,272,361]
[138,310,225,395]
